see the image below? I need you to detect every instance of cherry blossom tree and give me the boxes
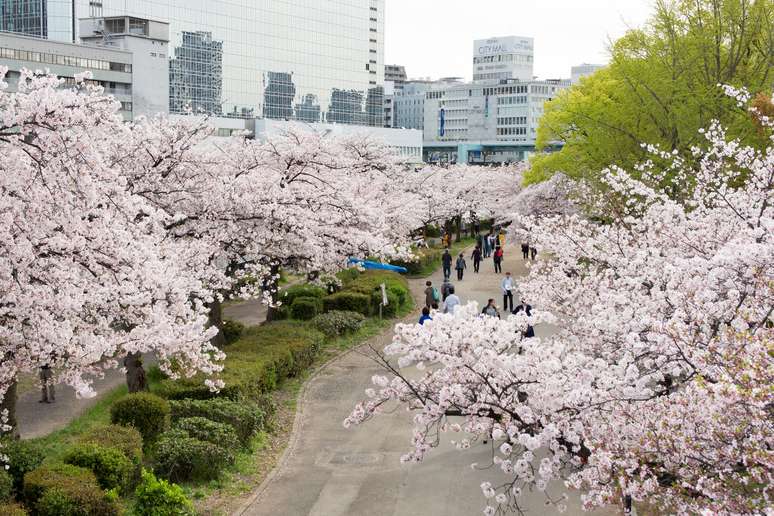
[0,69,223,431]
[346,90,773,515]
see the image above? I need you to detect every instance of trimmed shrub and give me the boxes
[0,502,27,515]
[0,468,13,502]
[311,310,366,337]
[134,469,193,516]
[23,463,119,516]
[76,424,143,481]
[1,438,44,494]
[222,319,246,345]
[169,398,264,445]
[290,296,321,320]
[323,292,371,316]
[174,417,240,452]
[110,392,170,443]
[64,443,133,494]
[154,322,324,401]
[152,430,231,482]
[280,284,326,306]
[371,289,401,317]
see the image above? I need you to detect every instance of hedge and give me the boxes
[133,469,193,516]
[153,322,324,401]
[23,463,119,516]
[0,438,44,494]
[63,443,134,494]
[311,310,365,337]
[290,296,322,320]
[280,284,326,306]
[0,468,12,502]
[174,417,240,453]
[152,430,231,482]
[322,292,371,316]
[168,398,265,446]
[76,424,143,482]
[110,392,170,444]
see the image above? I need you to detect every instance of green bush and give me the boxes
[323,292,371,316]
[110,392,170,443]
[152,430,231,482]
[154,322,324,401]
[134,469,193,516]
[390,247,442,275]
[0,468,12,502]
[222,319,246,344]
[1,438,44,493]
[280,284,326,306]
[311,310,366,337]
[64,444,133,494]
[290,296,321,320]
[0,502,27,515]
[76,424,143,481]
[23,463,119,516]
[371,289,401,317]
[169,398,264,445]
[335,267,361,285]
[174,417,240,452]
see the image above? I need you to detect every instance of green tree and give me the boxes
[528,0,774,191]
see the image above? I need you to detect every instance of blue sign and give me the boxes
[439,107,445,137]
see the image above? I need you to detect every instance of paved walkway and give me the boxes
[237,247,619,516]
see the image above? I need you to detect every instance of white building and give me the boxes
[249,118,423,164]
[423,77,570,164]
[392,80,431,131]
[79,16,169,117]
[571,63,604,84]
[472,36,534,83]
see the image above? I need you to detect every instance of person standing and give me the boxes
[493,246,504,274]
[501,272,515,312]
[487,231,497,258]
[443,286,460,314]
[419,306,433,325]
[481,299,500,318]
[512,299,535,338]
[39,364,54,403]
[424,280,435,308]
[455,252,467,280]
[471,246,482,273]
[442,249,452,279]
[441,277,454,301]
[521,242,530,260]
[530,246,537,261]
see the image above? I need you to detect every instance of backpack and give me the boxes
[432,287,440,302]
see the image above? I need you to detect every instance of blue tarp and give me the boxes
[347,258,408,274]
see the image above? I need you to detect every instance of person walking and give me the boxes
[455,253,467,280]
[512,298,535,338]
[482,231,491,258]
[442,249,452,279]
[443,286,460,314]
[530,246,537,261]
[501,272,515,312]
[419,306,433,325]
[481,299,500,318]
[486,231,497,258]
[493,246,504,274]
[471,246,482,273]
[441,277,454,301]
[521,242,530,260]
[424,280,437,308]
[39,364,54,403]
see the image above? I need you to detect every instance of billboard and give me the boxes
[474,36,534,57]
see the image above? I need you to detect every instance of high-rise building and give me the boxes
[0,0,74,41]
[385,64,406,90]
[571,63,604,84]
[472,36,534,83]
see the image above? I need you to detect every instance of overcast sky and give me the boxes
[384,0,655,81]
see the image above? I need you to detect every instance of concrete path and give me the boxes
[237,247,619,516]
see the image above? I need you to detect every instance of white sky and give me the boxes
[384,0,655,81]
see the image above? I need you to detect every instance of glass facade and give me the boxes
[73,0,385,125]
[0,0,74,40]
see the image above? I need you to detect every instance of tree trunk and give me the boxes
[207,297,226,348]
[455,216,462,242]
[264,263,281,323]
[1,380,19,439]
[124,352,148,393]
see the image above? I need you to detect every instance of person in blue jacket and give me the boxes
[419,306,433,325]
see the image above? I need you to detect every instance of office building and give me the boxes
[423,77,571,164]
[571,63,604,84]
[79,16,169,117]
[0,0,75,41]
[0,30,136,118]
[391,80,434,130]
[385,64,406,90]
[472,36,533,83]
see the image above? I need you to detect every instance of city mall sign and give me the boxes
[475,37,533,56]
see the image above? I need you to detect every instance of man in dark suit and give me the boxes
[512,299,535,338]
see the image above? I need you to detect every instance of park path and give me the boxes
[236,246,619,516]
